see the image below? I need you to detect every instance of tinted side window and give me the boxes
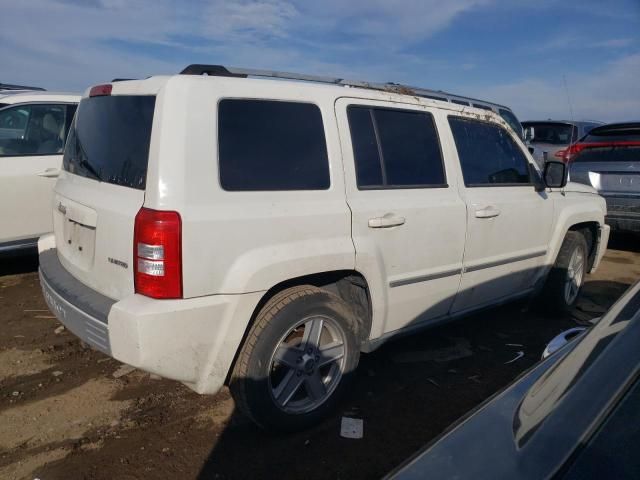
[218,100,329,191]
[449,117,530,186]
[347,105,446,189]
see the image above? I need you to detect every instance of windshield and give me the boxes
[523,122,576,145]
[498,109,524,139]
[63,95,155,190]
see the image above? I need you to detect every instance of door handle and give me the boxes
[37,168,60,178]
[368,214,406,228]
[474,206,501,218]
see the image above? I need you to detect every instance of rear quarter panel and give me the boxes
[144,77,355,297]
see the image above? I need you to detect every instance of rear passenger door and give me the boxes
[446,116,553,313]
[335,99,467,338]
[0,103,76,244]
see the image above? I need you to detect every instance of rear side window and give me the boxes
[347,105,446,189]
[449,116,531,186]
[0,104,74,156]
[64,96,155,190]
[218,100,329,191]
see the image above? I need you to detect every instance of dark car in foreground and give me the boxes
[568,122,640,233]
[389,280,640,479]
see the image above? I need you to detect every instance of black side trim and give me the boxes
[39,249,115,324]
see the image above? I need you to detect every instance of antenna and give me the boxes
[562,74,575,123]
[562,74,579,146]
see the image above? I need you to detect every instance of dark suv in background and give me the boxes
[568,122,640,234]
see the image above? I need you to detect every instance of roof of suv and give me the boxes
[102,74,511,129]
[0,90,80,105]
[522,120,604,126]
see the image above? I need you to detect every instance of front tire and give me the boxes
[230,285,360,431]
[541,231,588,314]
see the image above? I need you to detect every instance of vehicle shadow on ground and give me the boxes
[0,251,38,277]
[195,276,633,480]
[608,232,640,253]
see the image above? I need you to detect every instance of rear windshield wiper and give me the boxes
[76,156,101,181]
[69,136,101,181]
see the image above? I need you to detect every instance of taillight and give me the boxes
[134,208,182,299]
[89,84,112,97]
[562,141,640,163]
[562,143,584,163]
[554,149,566,159]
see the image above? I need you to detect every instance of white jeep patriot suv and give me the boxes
[38,65,609,431]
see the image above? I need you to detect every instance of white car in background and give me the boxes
[0,87,79,255]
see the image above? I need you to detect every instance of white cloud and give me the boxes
[0,0,496,91]
[474,53,640,122]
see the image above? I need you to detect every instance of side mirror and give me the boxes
[543,160,568,188]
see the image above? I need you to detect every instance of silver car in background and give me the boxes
[569,122,640,234]
[523,120,602,168]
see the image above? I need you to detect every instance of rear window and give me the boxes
[218,99,329,191]
[584,125,640,143]
[523,122,576,145]
[63,95,156,190]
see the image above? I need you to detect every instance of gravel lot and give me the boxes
[1,234,639,480]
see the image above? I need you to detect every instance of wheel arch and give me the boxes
[224,269,373,385]
[568,221,600,271]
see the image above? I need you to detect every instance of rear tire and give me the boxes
[540,231,588,314]
[230,285,360,432]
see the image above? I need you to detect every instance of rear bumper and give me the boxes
[604,196,640,233]
[38,246,263,394]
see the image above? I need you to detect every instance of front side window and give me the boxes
[449,116,531,186]
[347,105,446,189]
[218,100,330,191]
[0,104,72,156]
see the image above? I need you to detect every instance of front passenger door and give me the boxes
[448,116,554,313]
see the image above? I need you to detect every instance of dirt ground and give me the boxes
[1,234,639,480]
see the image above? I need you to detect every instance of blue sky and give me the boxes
[1,0,639,121]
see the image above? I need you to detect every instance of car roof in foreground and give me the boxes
[0,90,80,104]
[388,280,640,480]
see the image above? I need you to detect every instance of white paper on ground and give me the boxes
[340,417,364,439]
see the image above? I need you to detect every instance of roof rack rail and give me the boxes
[178,64,508,110]
[0,82,46,92]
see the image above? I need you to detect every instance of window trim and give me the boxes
[447,114,535,189]
[216,98,331,192]
[0,102,77,158]
[347,104,449,191]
